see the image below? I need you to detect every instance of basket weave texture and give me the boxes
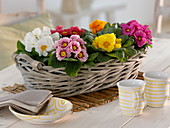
[13,53,146,97]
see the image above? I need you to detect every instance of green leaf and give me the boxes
[86,45,97,53]
[85,61,95,67]
[65,61,82,77]
[115,28,122,37]
[17,40,25,51]
[35,57,49,64]
[48,54,66,68]
[124,47,137,57]
[117,23,121,28]
[32,48,39,56]
[123,56,128,62]
[86,35,94,43]
[97,22,117,35]
[118,35,129,44]
[107,50,125,62]
[106,27,117,34]
[123,38,134,47]
[112,48,126,52]
[96,31,103,36]
[97,52,112,62]
[115,50,125,62]
[63,58,78,61]
[103,22,111,30]
[88,52,99,61]
[16,40,33,56]
[145,43,153,48]
[112,23,117,27]
[107,53,117,58]
[83,35,95,44]
[15,50,21,54]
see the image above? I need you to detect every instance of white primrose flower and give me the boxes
[21,32,38,52]
[51,32,60,42]
[22,26,56,54]
[41,26,51,37]
[32,27,42,39]
[34,36,54,56]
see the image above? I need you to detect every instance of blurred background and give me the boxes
[0,0,170,70]
[0,0,155,27]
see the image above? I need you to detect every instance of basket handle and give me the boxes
[13,53,43,71]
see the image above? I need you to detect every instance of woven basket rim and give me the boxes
[13,52,145,71]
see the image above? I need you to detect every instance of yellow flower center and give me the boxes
[72,31,77,34]
[103,41,110,48]
[73,45,77,50]
[78,52,83,58]
[126,29,130,32]
[40,45,48,51]
[60,51,66,57]
[62,31,68,34]
[138,37,142,41]
[62,42,68,47]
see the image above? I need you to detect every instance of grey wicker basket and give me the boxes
[13,53,146,97]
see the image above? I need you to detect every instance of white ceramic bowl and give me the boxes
[9,97,73,124]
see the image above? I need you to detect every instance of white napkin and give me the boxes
[0,90,53,115]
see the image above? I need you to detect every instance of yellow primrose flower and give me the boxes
[92,39,99,49]
[115,38,122,49]
[92,33,116,52]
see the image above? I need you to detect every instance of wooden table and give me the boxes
[0,38,170,128]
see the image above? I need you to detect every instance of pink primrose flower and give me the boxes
[70,35,80,41]
[79,41,87,50]
[134,30,147,47]
[57,37,71,49]
[56,48,71,61]
[70,41,81,54]
[70,35,87,50]
[75,49,88,62]
[53,41,58,49]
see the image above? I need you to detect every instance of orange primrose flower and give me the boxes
[89,20,107,34]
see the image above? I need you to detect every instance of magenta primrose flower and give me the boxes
[75,49,88,62]
[120,23,135,36]
[127,20,142,30]
[127,20,138,25]
[142,25,152,39]
[134,30,147,47]
[121,20,152,47]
